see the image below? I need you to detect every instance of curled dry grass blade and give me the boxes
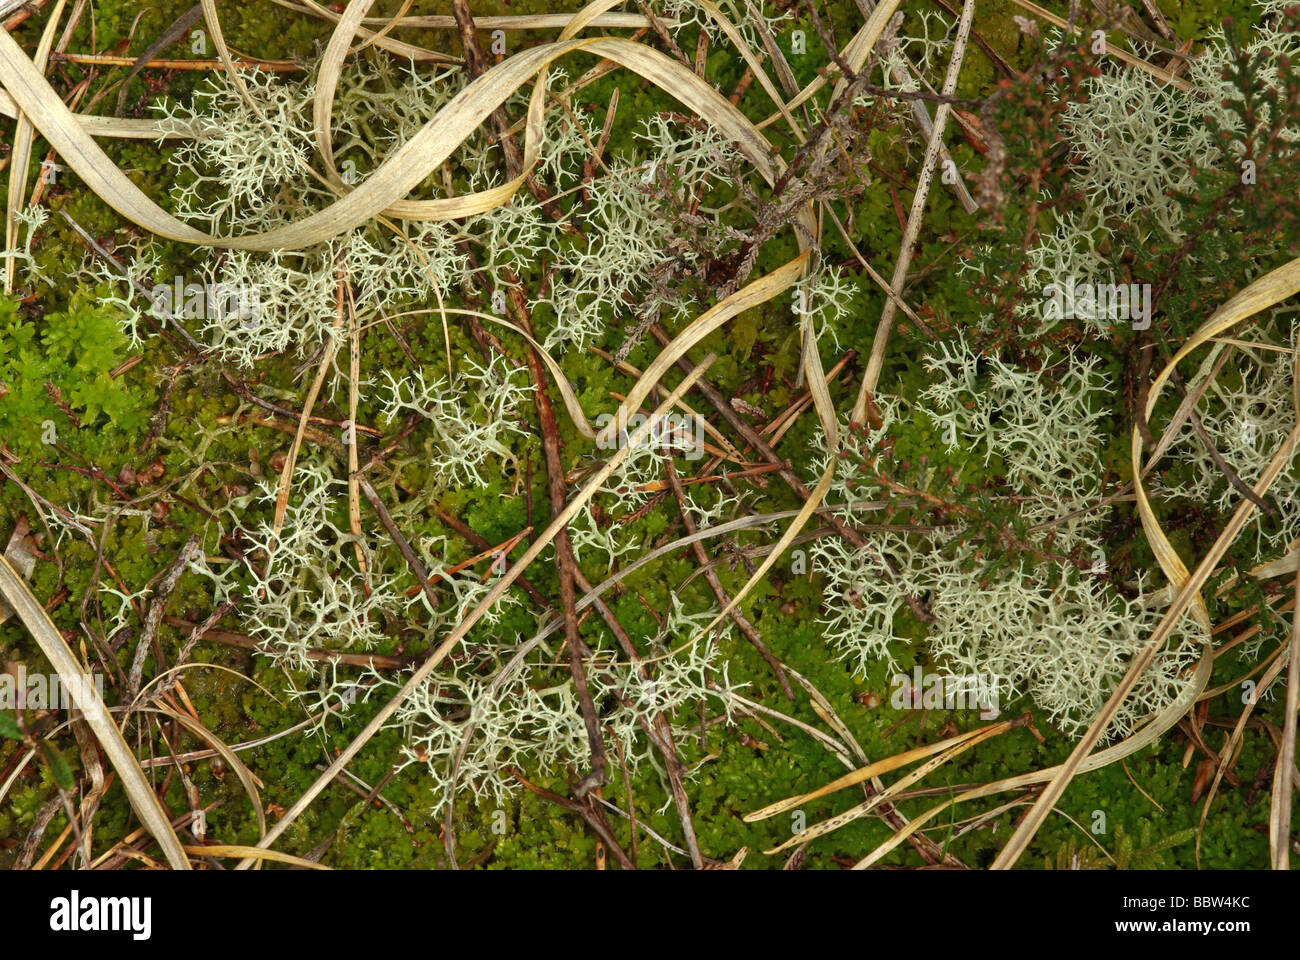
[696,0,804,142]
[593,255,807,448]
[860,641,1215,869]
[4,0,62,294]
[147,707,267,846]
[763,717,1022,856]
[1,0,818,447]
[0,23,781,250]
[199,0,266,121]
[989,254,1300,870]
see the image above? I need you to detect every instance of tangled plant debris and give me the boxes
[0,0,1298,880]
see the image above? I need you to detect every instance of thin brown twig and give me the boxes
[664,459,793,698]
[506,766,634,869]
[571,567,704,868]
[503,270,607,798]
[161,616,415,670]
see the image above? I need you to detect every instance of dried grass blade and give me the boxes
[858,641,1214,868]
[0,554,191,870]
[746,722,999,822]
[183,844,330,869]
[0,31,781,251]
[990,255,1300,869]
[4,0,64,294]
[765,718,1016,855]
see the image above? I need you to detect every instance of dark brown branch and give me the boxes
[357,476,441,617]
[127,535,200,698]
[162,616,415,670]
[571,568,704,868]
[507,766,634,869]
[502,273,607,798]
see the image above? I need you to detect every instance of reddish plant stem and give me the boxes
[503,270,607,797]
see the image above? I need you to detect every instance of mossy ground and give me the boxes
[0,0,1291,869]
